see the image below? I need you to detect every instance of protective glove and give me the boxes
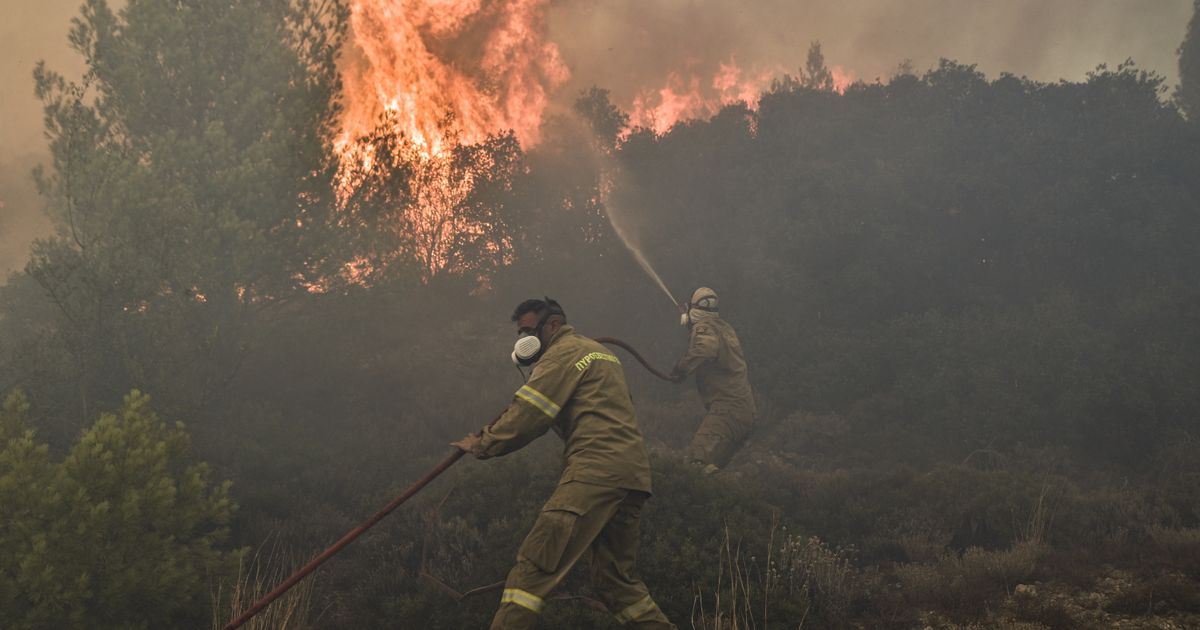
[450,432,482,454]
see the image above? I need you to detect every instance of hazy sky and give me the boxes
[550,0,1192,108]
[1,0,88,274]
[0,0,1192,274]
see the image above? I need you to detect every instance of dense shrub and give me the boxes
[0,390,239,629]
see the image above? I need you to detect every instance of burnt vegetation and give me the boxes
[3,1,1200,628]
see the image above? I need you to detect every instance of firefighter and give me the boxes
[452,297,675,629]
[669,287,756,473]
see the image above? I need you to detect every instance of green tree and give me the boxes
[24,0,347,409]
[0,389,239,629]
[802,40,836,91]
[1179,0,1200,121]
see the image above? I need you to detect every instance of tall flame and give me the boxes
[338,2,857,154]
[339,0,569,157]
[333,0,568,280]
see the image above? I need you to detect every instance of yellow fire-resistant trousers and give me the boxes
[685,406,754,470]
[490,481,676,629]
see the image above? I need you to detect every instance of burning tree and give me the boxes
[335,116,524,283]
[328,0,564,284]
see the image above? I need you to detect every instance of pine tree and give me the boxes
[27,0,348,408]
[0,389,240,629]
[802,41,835,92]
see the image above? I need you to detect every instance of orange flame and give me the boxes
[628,60,778,135]
[332,2,859,281]
[629,60,857,135]
[338,2,857,153]
[332,0,568,281]
[338,0,569,157]
[830,65,856,93]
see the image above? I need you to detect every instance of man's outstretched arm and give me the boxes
[454,356,580,458]
[671,322,719,381]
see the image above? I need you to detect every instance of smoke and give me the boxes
[0,155,51,277]
[548,0,1190,111]
[0,0,86,276]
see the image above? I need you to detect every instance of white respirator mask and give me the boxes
[510,299,564,366]
[511,334,543,366]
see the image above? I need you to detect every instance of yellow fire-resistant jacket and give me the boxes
[675,317,756,416]
[475,325,653,493]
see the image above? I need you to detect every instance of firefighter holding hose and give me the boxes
[670,287,756,473]
[452,297,675,629]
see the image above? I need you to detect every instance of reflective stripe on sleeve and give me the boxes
[614,594,658,623]
[501,588,545,613]
[515,385,561,418]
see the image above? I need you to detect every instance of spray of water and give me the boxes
[599,167,679,308]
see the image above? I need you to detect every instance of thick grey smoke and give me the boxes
[549,0,1190,107]
[0,0,1190,275]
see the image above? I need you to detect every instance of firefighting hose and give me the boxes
[222,336,670,630]
[592,336,674,381]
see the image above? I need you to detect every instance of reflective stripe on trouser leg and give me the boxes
[590,492,676,628]
[491,483,629,630]
[615,594,660,623]
[500,588,544,614]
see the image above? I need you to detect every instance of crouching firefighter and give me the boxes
[452,297,676,629]
[670,287,756,473]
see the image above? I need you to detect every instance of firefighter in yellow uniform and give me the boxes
[453,298,675,630]
[670,287,756,473]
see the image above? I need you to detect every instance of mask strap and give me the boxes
[534,303,564,338]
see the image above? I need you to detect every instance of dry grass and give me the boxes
[210,542,318,630]
[692,525,758,630]
[692,519,860,629]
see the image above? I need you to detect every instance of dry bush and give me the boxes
[870,512,953,564]
[896,541,1044,620]
[767,533,856,621]
[1148,525,1200,553]
[1146,526,1200,580]
[964,540,1043,587]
